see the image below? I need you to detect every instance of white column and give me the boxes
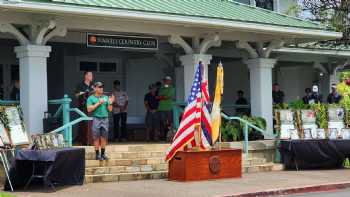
[179,54,212,100]
[15,45,51,134]
[245,58,276,136]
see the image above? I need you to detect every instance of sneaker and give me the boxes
[96,154,102,161]
[101,154,109,160]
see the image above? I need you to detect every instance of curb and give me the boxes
[228,182,350,197]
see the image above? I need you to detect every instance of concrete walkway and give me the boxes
[10,170,350,197]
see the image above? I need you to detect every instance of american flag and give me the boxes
[200,80,212,148]
[166,64,212,161]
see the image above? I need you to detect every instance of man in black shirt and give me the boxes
[327,84,341,104]
[235,90,248,115]
[75,71,94,145]
[144,84,159,141]
[302,88,312,104]
[10,80,20,100]
[272,83,285,104]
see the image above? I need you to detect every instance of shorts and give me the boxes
[92,117,109,140]
[158,110,173,126]
[145,111,159,129]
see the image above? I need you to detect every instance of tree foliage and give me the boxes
[301,0,350,39]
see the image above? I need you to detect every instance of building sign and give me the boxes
[87,33,158,50]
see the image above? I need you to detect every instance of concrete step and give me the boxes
[85,164,168,175]
[242,158,267,166]
[80,144,170,153]
[86,157,167,167]
[85,171,168,183]
[242,163,284,173]
[86,151,166,160]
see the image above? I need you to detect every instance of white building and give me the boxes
[0,0,345,137]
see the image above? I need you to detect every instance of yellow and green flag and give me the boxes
[211,63,224,144]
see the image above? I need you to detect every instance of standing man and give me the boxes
[302,88,312,104]
[235,90,248,115]
[10,80,20,100]
[157,76,175,141]
[87,82,115,160]
[112,80,129,142]
[327,84,342,104]
[310,85,322,104]
[144,84,159,141]
[75,71,94,145]
[272,83,285,105]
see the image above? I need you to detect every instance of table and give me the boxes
[4,147,85,191]
[279,140,350,170]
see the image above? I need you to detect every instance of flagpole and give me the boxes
[197,61,203,150]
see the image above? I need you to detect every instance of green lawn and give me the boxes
[0,193,15,197]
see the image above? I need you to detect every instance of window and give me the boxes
[255,0,274,11]
[99,62,117,72]
[79,61,98,72]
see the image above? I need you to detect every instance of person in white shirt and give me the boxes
[112,80,129,142]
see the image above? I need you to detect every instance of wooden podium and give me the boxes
[168,149,242,181]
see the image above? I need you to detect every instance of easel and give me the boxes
[1,146,15,191]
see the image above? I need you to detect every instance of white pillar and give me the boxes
[179,54,212,100]
[245,58,276,136]
[15,45,51,134]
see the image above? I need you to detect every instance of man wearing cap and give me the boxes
[87,82,115,160]
[157,76,175,141]
[327,84,342,104]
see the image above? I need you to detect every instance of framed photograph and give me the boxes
[341,129,350,140]
[329,128,338,140]
[40,135,48,150]
[317,129,326,139]
[50,134,59,147]
[279,110,294,124]
[0,136,4,147]
[280,124,295,139]
[290,129,299,140]
[5,107,29,145]
[44,135,54,149]
[56,134,65,148]
[328,108,344,122]
[0,122,11,145]
[301,110,316,124]
[303,128,312,140]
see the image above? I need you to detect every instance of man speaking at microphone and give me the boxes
[87,82,115,160]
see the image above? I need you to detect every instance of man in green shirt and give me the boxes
[87,82,115,160]
[157,76,175,141]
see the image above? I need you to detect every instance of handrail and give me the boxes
[172,102,271,157]
[221,113,276,157]
[0,100,20,105]
[172,102,251,130]
[0,95,92,147]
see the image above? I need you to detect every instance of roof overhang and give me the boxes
[0,1,343,40]
[274,47,350,58]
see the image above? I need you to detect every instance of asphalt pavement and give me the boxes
[288,188,350,197]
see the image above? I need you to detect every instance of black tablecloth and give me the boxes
[5,147,85,190]
[279,140,350,170]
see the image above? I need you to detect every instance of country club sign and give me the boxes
[87,33,158,50]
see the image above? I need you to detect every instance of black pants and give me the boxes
[113,112,127,140]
